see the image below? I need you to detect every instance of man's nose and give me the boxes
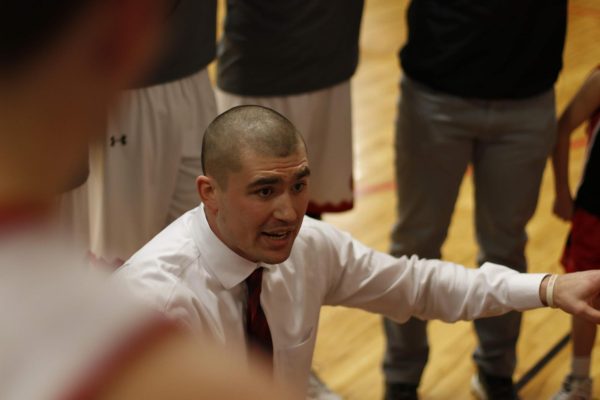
[273,193,297,222]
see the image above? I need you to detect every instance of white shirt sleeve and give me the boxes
[318,223,545,323]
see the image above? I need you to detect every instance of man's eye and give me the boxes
[292,182,306,193]
[257,188,273,197]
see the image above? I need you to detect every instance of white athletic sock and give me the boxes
[571,356,591,378]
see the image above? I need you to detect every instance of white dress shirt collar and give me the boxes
[193,205,273,290]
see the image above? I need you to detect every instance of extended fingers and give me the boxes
[578,303,600,324]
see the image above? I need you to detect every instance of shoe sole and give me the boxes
[470,375,488,400]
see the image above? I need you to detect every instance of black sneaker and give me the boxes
[384,382,419,400]
[471,370,520,400]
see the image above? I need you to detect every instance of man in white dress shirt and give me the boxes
[119,105,600,397]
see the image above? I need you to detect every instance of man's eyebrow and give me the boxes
[295,166,311,179]
[247,176,282,189]
[246,167,310,189]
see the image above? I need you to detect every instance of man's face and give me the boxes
[212,147,310,264]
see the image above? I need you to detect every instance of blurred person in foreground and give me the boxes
[0,1,289,399]
[120,104,600,399]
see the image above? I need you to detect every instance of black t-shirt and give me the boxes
[400,0,567,99]
[576,114,600,217]
[140,0,217,87]
[217,0,364,96]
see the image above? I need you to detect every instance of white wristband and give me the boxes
[546,274,559,308]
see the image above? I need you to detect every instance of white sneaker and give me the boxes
[551,375,592,400]
[306,371,342,400]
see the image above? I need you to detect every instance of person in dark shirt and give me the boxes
[215,0,364,221]
[383,2,567,399]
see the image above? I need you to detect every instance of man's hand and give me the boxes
[541,271,600,323]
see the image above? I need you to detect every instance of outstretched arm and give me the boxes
[540,271,600,323]
[320,222,600,324]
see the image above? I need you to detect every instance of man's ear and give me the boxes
[197,175,219,211]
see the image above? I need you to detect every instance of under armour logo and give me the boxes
[110,135,127,147]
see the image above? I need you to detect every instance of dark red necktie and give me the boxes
[245,267,273,362]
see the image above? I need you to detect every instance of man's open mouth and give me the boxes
[262,230,292,239]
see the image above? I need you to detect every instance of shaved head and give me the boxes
[202,105,306,188]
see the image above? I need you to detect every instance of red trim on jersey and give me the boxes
[307,200,354,214]
[306,176,354,214]
[561,208,600,273]
[87,251,125,271]
[0,203,51,234]
[63,315,180,400]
